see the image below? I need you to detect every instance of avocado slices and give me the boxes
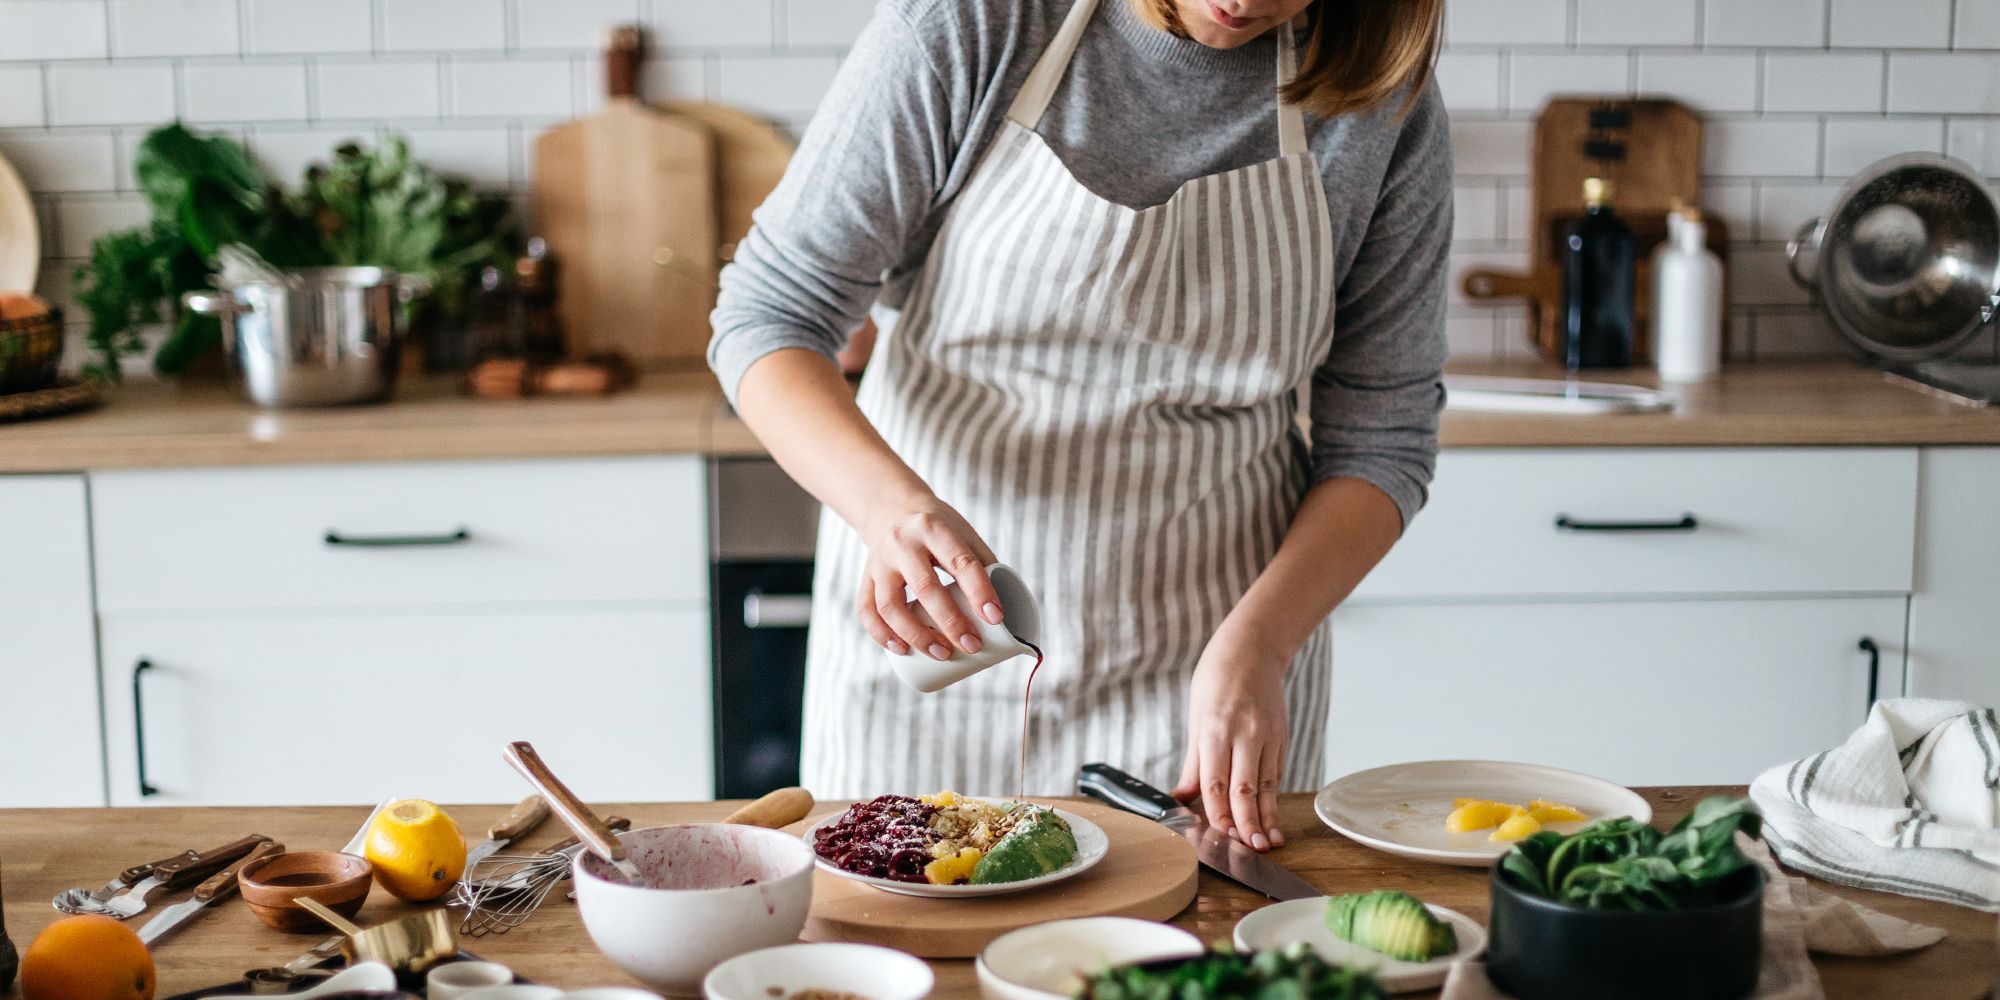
[970,807,1078,884]
[1325,890,1458,962]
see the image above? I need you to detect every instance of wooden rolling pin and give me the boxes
[720,787,815,829]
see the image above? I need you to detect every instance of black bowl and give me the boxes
[1487,862,1764,1000]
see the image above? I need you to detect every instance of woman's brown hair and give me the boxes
[1131,0,1443,118]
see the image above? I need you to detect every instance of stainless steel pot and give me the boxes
[184,267,428,407]
[1786,153,2000,361]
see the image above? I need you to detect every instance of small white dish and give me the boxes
[428,962,515,1000]
[704,942,933,1000]
[1232,897,1486,993]
[805,801,1108,898]
[1315,760,1650,867]
[461,987,561,1000]
[575,824,816,996]
[976,917,1204,1000]
[884,562,1041,692]
[561,991,663,1000]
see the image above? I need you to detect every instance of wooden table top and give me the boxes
[0,790,1992,998]
[8,361,2000,474]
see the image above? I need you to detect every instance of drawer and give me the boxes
[92,456,707,614]
[1354,448,1917,600]
[100,608,713,806]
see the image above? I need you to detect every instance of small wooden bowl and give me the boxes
[240,851,374,933]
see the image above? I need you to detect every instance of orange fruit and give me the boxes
[20,914,155,1000]
[0,293,49,320]
[1489,810,1543,843]
[363,798,467,902]
[1444,800,1517,833]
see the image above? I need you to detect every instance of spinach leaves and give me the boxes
[1499,797,1762,911]
[1076,945,1387,1000]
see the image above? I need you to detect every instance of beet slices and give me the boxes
[811,795,939,883]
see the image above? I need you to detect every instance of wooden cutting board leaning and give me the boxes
[1458,98,1732,361]
[0,151,38,294]
[533,27,795,368]
[792,799,1199,958]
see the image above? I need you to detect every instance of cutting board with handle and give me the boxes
[795,798,1197,958]
[534,27,718,366]
[656,100,794,267]
[0,151,38,294]
[1460,98,1730,361]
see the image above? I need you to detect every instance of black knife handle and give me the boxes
[1079,763,1181,820]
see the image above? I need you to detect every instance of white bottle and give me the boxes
[1651,207,1724,382]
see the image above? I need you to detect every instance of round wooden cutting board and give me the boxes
[794,799,1199,958]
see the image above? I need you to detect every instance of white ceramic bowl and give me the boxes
[574,824,816,996]
[976,917,1205,1000]
[561,991,663,1000]
[704,943,933,1000]
[428,962,515,1000]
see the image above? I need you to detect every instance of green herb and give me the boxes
[1075,944,1387,1000]
[1499,797,1762,911]
[72,123,514,381]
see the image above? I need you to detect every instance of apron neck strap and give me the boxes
[1008,0,1312,159]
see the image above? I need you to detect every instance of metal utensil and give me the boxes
[465,795,551,870]
[1080,762,1322,901]
[293,897,457,974]
[52,847,202,913]
[138,841,284,946]
[452,816,631,937]
[503,741,643,885]
[87,834,270,919]
[183,267,429,407]
[1787,153,2000,362]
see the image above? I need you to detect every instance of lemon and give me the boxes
[1527,800,1587,824]
[363,799,466,902]
[1444,800,1517,833]
[1489,811,1543,843]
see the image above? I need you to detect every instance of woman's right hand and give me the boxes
[859,493,1003,660]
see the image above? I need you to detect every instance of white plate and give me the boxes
[804,800,1109,898]
[1314,760,1650,867]
[1233,898,1486,994]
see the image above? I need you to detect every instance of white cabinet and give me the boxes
[0,475,105,807]
[1909,447,2000,705]
[99,610,711,806]
[89,455,715,806]
[1326,598,1906,786]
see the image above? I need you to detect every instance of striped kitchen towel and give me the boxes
[1749,698,2000,912]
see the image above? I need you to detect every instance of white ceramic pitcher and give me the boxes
[884,563,1041,693]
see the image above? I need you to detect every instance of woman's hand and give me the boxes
[858,492,1003,661]
[1173,625,1291,852]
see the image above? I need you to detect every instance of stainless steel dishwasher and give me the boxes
[708,457,821,798]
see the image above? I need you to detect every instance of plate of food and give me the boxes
[1314,760,1650,867]
[807,791,1109,897]
[1232,891,1486,993]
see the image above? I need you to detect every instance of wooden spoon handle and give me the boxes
[293,896,364,937]
[504,741,627,864]
[722,788,815,830]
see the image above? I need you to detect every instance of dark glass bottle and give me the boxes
[1561,177,1635,369]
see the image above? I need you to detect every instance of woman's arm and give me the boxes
[1176,82,1454,850]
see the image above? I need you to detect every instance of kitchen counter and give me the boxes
[7,361,2000,474]
[1,791,1992,999]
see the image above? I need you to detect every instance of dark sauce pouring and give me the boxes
[1017,636,1043,803]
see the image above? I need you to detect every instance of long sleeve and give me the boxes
[1306,84,1452,527]
[707,3,965,401]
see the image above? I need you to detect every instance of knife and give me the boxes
[101,834,271,919]
[137,841,284,946]
[1080,762,1323,901]
[51,847,201,913]
[465,795,551,870]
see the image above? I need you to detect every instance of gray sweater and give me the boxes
[708,0,1451,523]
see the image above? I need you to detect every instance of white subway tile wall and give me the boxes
[5,0,1999,364]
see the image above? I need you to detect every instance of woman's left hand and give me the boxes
[1172,626,1291,852]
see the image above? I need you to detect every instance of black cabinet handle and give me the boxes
[133,659,159,798]
[1554,513,1699,532]
[323,527,471,547]
[1859,637,1881,717]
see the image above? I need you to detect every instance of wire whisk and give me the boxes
[451,816,630,937]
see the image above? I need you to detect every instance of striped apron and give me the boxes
[800,0,1337,797]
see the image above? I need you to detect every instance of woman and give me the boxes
[710,0,1450,851]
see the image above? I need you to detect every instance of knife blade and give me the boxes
[1080,762,1322,902]
[137,840,284,946]
[465,795,551,870]
[101,834,271,919]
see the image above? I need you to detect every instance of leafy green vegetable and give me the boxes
[72,123,514,381]
[1076,945,1387,1000]
[1499,797,1762,911]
